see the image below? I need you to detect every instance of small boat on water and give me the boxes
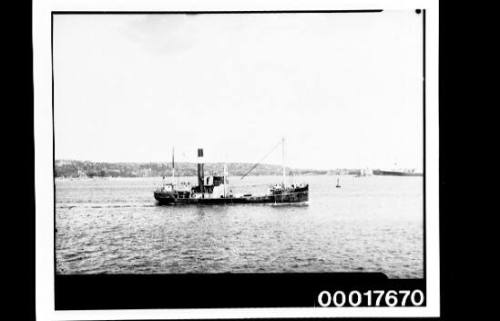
[154,138,309,205]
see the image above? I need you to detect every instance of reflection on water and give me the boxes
[55,175,423,278]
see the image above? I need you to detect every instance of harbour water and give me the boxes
[55,175,423,278]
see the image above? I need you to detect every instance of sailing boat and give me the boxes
[153,138,309,205]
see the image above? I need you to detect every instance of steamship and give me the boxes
[153,139,309,205]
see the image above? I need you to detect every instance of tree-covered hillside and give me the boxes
[54,160,340,178]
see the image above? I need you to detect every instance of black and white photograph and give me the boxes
[54,10,424,277]
[34,0,440,319]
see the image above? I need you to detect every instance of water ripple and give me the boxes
[56,176,424,278]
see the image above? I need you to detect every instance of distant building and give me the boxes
[55,159,73,166]
[140,168,152,177]
[109,169,121,177]
[77,169,87,178]
[360,168,373,176]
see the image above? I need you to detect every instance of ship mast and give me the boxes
[223,163,228,197]
[282,137,286,187]
[171,147,175,184]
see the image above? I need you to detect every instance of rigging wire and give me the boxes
[240,139,283,180]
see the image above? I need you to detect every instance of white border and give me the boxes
[34,0,440,319]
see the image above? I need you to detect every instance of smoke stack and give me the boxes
[197,148,204,192]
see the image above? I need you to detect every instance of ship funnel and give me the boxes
[197,148,204,192]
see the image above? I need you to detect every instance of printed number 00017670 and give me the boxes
[317,290,425,307]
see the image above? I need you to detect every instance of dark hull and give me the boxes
[154,186,308,205]
[373,170,422,177]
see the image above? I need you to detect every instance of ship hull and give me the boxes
[372,170,422,176]
[154,186,308,205]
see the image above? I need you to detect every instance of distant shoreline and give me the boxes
[54,160,422,179]
[54,173,423,180]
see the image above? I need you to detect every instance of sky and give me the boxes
[53,11,423,170]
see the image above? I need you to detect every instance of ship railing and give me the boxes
[270,189,308,196]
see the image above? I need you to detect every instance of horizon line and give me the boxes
[54,159,421,172]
